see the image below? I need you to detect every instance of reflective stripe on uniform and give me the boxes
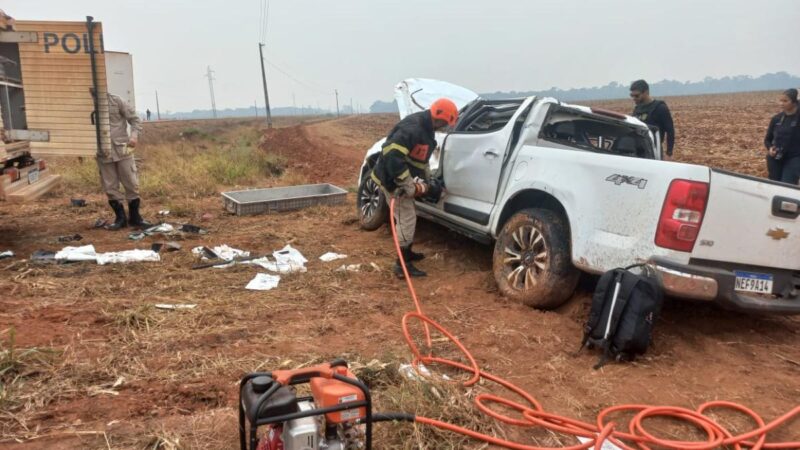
[395,168,411,181]
[405,158,428,171]
[382,143,410,156]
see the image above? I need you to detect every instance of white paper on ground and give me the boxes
[55,245,97,261]
[191,245,249,261]
[0,250,14,258]
[319,252,347,262]
[155,304,197,310]
[336,264,361,272]
[245,273,281,290]
[577,437,622,450]
[145,223,175,234]
[96,250,161,265]
[271,245,307,273]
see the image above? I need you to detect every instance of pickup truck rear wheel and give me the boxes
[493,208,580,309]
[357,176,388,231]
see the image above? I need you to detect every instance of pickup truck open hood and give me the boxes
[394,78,479,119]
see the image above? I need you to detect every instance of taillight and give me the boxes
[655,179,709,252]
[38,160,46,171]
[4,167,20,182]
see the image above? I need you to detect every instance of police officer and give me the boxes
[630,79,676,159]
[98,93,150,230]
[371,98,458,278]
[764,88,800,184]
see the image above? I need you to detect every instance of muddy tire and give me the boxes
[357,175,388,231]
[493,208,580,309]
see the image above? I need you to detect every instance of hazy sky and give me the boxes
[6,0,800,113]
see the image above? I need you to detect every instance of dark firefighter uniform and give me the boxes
[370,110,437,248]
[632,100,675,157]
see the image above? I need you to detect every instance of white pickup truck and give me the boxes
[357,79,800,314]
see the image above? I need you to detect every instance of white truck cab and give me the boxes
[358,79,800,314]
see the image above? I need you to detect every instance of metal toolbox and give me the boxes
[222,183,347,216]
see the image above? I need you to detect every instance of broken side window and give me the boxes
[539,106,655,159]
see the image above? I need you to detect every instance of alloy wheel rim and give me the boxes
[503,225,548,291]
[359,178,381,219]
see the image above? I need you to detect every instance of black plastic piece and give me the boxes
[240,376,298,421]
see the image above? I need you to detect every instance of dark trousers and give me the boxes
[766,155,800,185]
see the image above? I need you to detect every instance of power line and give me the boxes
[263,58,329,95]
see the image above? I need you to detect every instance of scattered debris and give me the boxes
[55,245,98,262]
[399,363,450,381]
[336,264,362,272]
[30,250,56,264]
[128,232,146,241]
[180,223,207,234]
[53,244,160,265]
[577,437,622,450]
[158,210,170,216]
[155,304,197,310]
[370,262,381,272]
[200,212,214,222]
[70,198,87,207]
[145,223,175,234]
[93,218,109,229]
[165,242,182,252]
[96,249,160,265]
[271,245,308,273]
[319,252,348,262]
[151,243,164,253]
[0,250,13,260]
[245,273,281,291]
[57,234,83,243]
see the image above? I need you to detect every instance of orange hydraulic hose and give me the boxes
[387,197,799,450]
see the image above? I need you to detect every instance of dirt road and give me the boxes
[1,93,798,449]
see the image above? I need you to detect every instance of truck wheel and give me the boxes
[357,176,388,231]
[493,208,579,309]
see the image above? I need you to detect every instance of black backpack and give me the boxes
[581,264,664,369]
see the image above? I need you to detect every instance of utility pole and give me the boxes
[258,43,273,128]
[205,66,217,118]
[155,90,161,120]
[292,92,296,116]
[254,100,258,117]
[334,89,340,118]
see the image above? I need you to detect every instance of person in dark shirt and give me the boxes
[630,79,675,159]
[764,88,800,184]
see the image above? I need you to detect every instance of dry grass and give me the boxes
[51,121,290,201]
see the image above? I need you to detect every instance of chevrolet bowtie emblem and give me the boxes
[766,227,790,240]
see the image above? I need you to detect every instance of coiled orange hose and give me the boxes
[388,197,799,450]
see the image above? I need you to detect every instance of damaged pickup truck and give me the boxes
[357,79,800,314]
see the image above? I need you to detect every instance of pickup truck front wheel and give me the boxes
[357,176,388,231]
[493,208,580,309]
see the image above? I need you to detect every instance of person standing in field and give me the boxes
[146,109,151,121]
[764,88,800,185]
[630,79,676,160]
[98,93,151,230]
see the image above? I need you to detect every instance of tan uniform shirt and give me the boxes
[100,94,142,162]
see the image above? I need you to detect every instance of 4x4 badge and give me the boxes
[766,227,790,240]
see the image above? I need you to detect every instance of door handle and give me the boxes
[484,150,499,158]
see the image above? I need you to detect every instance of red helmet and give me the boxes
[429,98,458,127]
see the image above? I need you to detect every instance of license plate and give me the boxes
[734,270,773,294]
[27,168,39,184]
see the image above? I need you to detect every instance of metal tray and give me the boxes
[222,183,347,216]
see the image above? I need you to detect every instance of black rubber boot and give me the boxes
[394,246,427,279]
[127,198,152,229]
[106,200,127,231]
[408,244,425,262]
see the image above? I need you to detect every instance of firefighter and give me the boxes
[98,93,150,230]
[630,79,676,159]
[764,88,800,184]
[371,98,458,278]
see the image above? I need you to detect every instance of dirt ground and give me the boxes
[1,92,798,449]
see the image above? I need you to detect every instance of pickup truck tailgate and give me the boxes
[692,170,800,270]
